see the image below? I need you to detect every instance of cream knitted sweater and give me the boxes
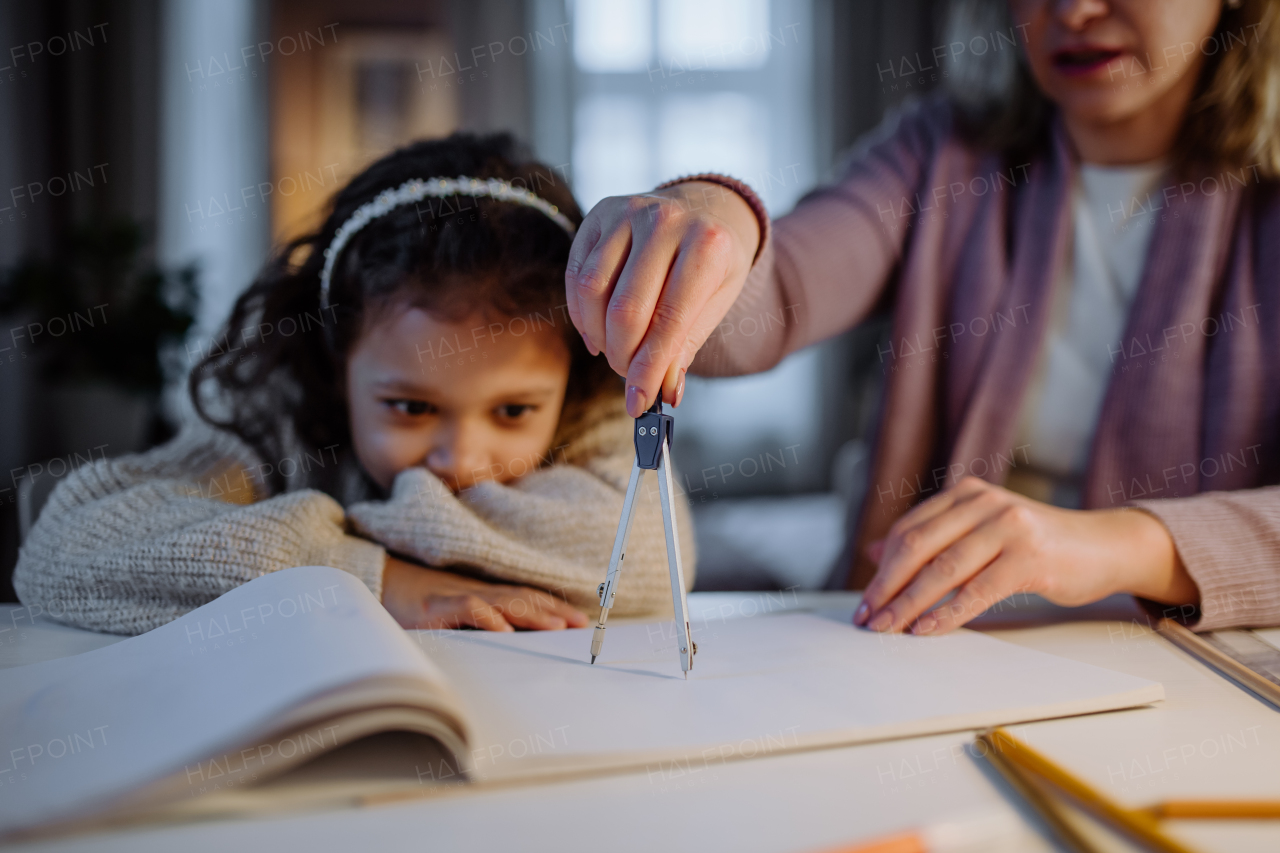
[13,398,696,635]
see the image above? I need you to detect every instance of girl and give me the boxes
[14,133,695,635]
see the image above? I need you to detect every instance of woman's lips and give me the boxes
[1051,47,1125,77]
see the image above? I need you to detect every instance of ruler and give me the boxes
[1157,618,1280,709]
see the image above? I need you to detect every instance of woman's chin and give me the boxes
[1049,88,1158,133]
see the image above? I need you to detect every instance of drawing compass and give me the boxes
[589,391,696,678]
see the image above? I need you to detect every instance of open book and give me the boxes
[0,566,1163,838]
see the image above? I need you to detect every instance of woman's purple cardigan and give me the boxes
[691,94,1280,630]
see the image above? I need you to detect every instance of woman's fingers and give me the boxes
[915,559,1026,635]
[602,204,689,385]
[857,483,979,625]
[565,199,603,274]
[860,480,1003,621]
[603,201,735,415]
[874,477,988,565]
[632,225,744,409]
[567,201,634,356]
[865,517,1005,633]
[563,207,602,342]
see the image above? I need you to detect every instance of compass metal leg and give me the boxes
[588,393,696,676]
[590,460,643,663]
[657,441,694,676]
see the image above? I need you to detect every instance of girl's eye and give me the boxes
[496,404,534,420]
[387,399,435,416]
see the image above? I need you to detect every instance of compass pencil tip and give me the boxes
[590,655,596,665]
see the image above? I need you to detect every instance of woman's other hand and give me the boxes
[381,555,589,631]
[566,182,761,417]
[854,477,1200,634]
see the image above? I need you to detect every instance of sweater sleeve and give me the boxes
[1130,487,1280,631]
[690,95,946,377]
[11,425,386,635]
[346,419,697,619]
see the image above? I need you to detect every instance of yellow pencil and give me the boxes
[1144,800,1280,820]
[974,734,1100,853]
[980,729,1199,853]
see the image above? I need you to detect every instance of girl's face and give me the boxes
[346,306,572,493]
[1013,0,1221,131]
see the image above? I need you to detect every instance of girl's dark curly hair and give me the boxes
[189,132,619,496]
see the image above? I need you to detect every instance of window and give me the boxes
[569,0,811,215]
[563,0,823,496]
[574,0,651,72]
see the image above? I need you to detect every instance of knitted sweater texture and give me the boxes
[13,398,695,634]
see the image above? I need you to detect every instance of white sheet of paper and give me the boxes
[0,567,438,835]
[0,567,1164,836]
[422,611,1164,781]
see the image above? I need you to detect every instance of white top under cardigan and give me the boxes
[1007,160,1169,508]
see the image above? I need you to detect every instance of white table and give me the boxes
[3,592,1280,853]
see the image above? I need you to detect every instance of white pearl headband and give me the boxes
[319,175,577,313]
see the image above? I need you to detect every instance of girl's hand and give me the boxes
[566,182,762,417]
[854,477,1199,635]
[381,555,589,631]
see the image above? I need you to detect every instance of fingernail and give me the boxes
[580,330,598,356]
[626,385,648,417]
[854,601,869,626]
[913,614,937,635]
[674,368,686,407]
[869,611,893,633]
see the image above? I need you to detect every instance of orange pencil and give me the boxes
[822,831,925,853]
[816,813,1022,853]
[818,830,924,853]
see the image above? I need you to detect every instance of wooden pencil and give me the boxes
[1146,800,1280,820]
[975,732,1100,853]
[983,728,1199,853]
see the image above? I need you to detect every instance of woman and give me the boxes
[565,0,1280,633]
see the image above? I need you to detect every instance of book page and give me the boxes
[0,566,465,837]
[419,611,1163,782]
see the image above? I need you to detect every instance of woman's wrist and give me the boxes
[1108,508,1199,605]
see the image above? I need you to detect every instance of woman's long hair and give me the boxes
[189,132,617,495]
[945,0,1280,177]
